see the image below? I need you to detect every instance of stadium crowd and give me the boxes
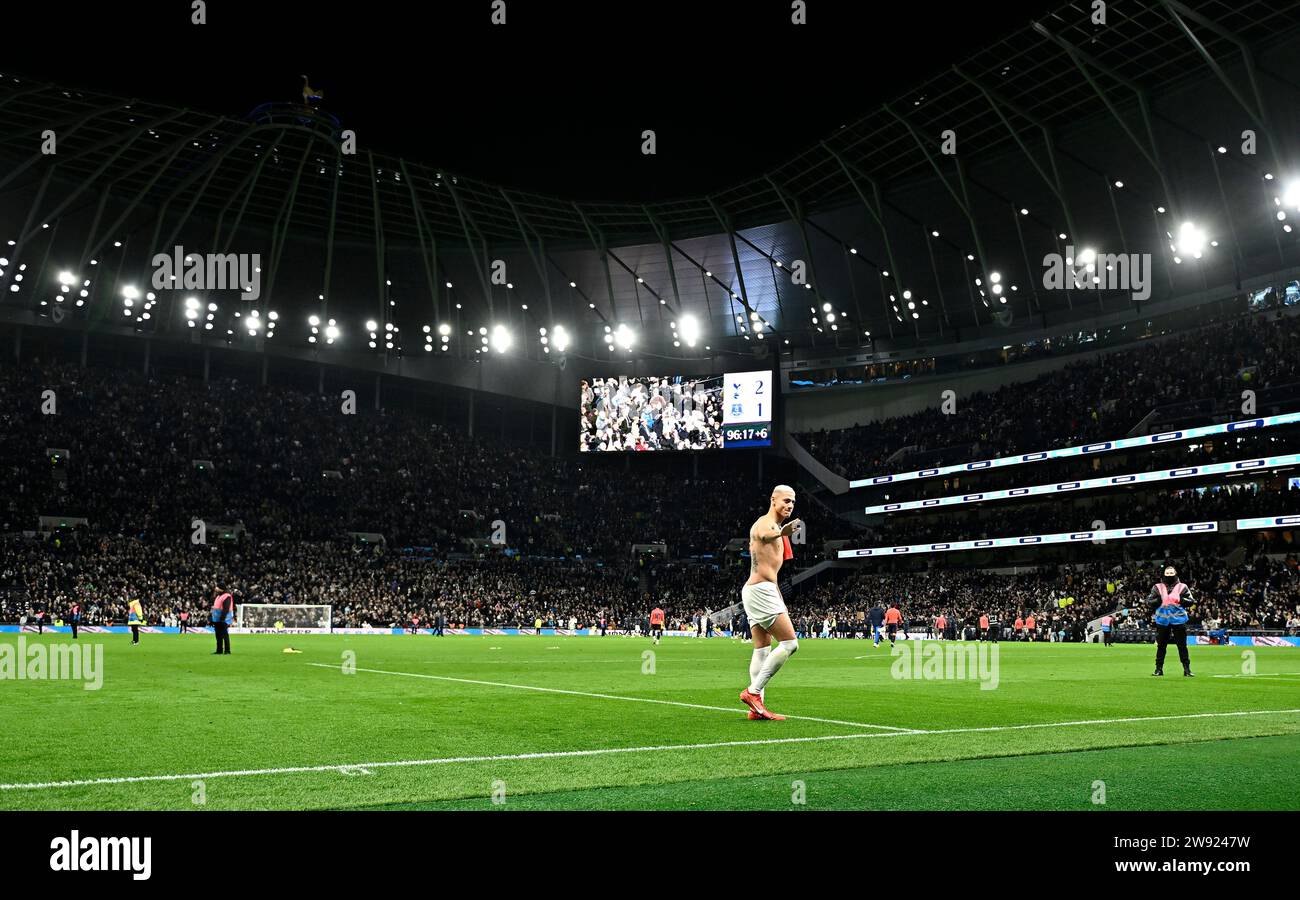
[0,360,765,559]
[864,480,1298,546]
[791,553,1300,639]
[1,330,1298,640]
[798,310,1300,480]
[858,428,1300,503]
[4,520,1296,636]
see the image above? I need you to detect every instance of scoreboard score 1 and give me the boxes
[721,370,773,448]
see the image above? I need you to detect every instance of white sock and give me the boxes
[749,647,770,701]
[749,639,798,694]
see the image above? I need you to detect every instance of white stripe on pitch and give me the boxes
[306,662,916,732]
[2,708,1297,792]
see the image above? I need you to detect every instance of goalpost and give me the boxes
[236,604,333,634]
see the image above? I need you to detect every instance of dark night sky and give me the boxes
[4,0,1061,201]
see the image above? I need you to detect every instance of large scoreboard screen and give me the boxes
[579,370,773,452]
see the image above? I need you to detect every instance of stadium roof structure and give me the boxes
[2,0,1300,365]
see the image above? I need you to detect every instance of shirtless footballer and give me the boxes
[738,485,802,721]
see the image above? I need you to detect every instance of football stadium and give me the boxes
[1,0,1299,873]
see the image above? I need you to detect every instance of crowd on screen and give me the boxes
[797,311,1300,481]
[579,375,725,451]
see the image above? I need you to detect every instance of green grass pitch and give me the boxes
[2,633,1298,811]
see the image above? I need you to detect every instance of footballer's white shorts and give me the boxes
[741,581,788,631]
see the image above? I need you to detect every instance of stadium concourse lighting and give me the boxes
[490,324,512,353]
[615,323,636,350]
[57,270,76,286]
[551,325,570,352]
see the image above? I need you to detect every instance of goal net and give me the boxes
[236,604,333,634]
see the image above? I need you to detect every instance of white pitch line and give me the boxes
[912,707,1300,735]
[3,707,1297,793]
[307,663,915,732]
[1211,672,1300,678]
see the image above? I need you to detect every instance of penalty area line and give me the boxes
[307,662,917,733]
[2,707,1297,793]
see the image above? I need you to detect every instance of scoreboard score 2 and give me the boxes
[721,370,773,448]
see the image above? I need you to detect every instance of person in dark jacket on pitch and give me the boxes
[211,587,234,655]
[1146,565,1196,677]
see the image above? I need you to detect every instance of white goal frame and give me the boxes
[235,603,333,634]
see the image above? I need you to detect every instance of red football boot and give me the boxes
[739,688,785,720]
